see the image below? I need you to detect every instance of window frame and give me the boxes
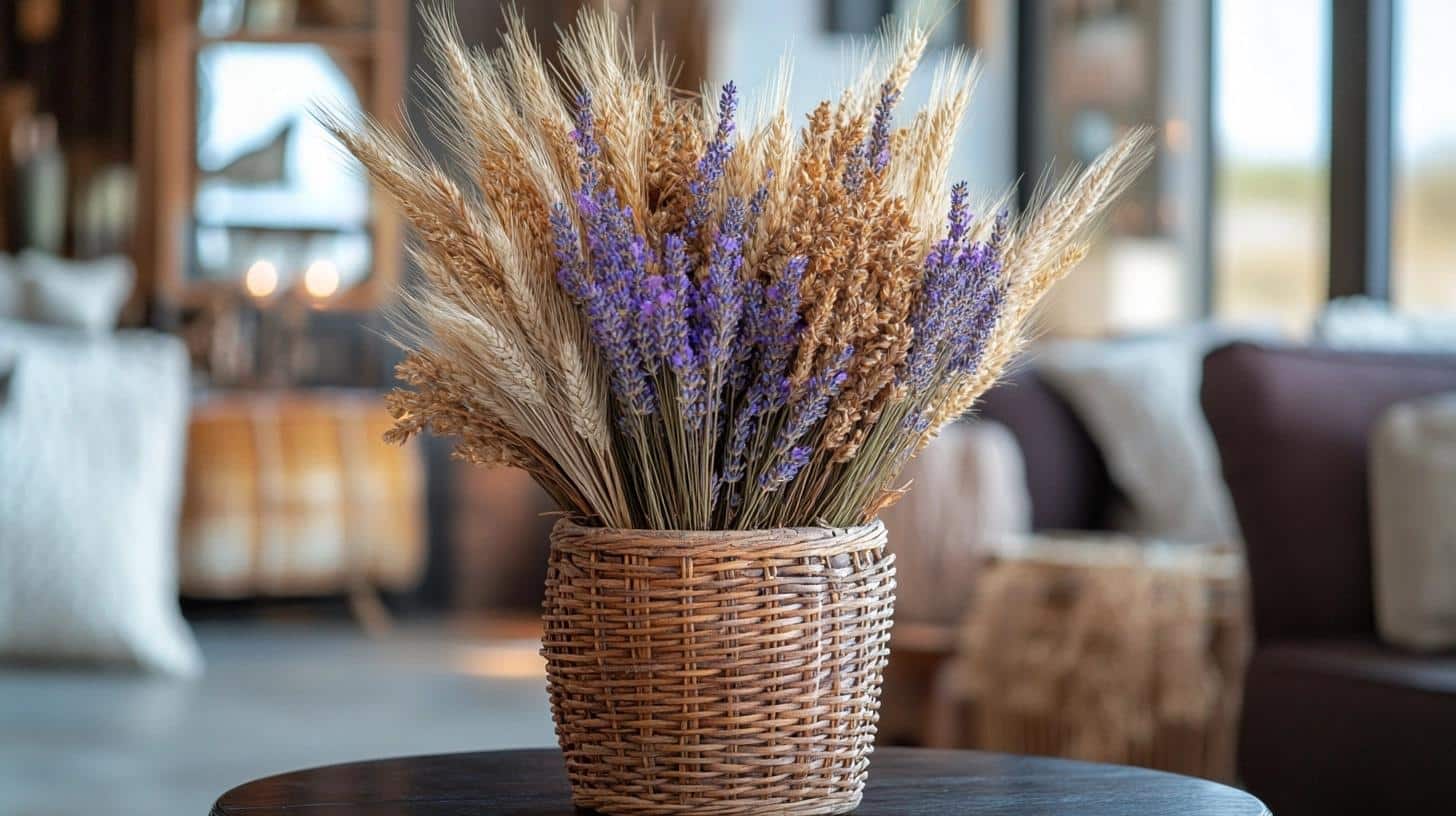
[1015,0,1403,318]
[1328,0,1394,300]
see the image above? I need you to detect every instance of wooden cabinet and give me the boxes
[179,390,425,603]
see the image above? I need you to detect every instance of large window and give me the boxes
[1392,0,1456,311]
[1213,0,1330,329]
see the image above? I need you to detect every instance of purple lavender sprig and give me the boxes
[570,91,602,192]
[902,189,1008,392]
[758,445,812,491]
[944,211,1008,374]
[902,182,973,392]
[551,204,658,421]
[758,344,853,491]
[683,82,739,246]
[746,175,771,233]
[553,94,659,421]
[843,81,902,191]
[727,178,773,394]
[750,255,807,402]
[717,255,807,492]
[638,234,693,369]
[868,80,900,174]
[550,203,587,294]
[729,278,765,395]
[842,142,870,193]
[718,388,767,492]
[693,196,749,394]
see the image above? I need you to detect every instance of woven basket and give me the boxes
[542,519,897,816]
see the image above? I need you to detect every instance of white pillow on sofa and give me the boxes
[1036,333,1240,546]
[1371,392,1456,652]
[0,322,201,675]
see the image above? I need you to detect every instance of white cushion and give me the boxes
[15,250,134,332]
[0,322,201,675]
[1036,334,1240,546]
[1371,393,1456,652]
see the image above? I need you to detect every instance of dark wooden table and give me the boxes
[210,747,1270,815]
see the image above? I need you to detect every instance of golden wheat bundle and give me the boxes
[326,6,1150,531]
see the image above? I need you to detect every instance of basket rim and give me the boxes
[549,519,889,559]
[551,516,885,541]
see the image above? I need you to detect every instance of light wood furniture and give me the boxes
[134,0,404,313]
[179,390,424,629]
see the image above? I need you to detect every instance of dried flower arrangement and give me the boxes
[326,8,1149,532]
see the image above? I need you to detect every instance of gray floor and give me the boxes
[0,621,557,816]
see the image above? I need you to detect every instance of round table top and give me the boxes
[210,747,1270,815]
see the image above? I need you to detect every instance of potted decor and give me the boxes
[328,8,1147,814]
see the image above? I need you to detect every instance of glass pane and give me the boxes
[193,43,371,292]
[1393,0,1456,312]
[1029,0,1208,336]
[1213,0,1330,330]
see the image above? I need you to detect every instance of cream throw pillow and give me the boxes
[0,322,201,675]
[1371,392,1456,652]
[1037,336,1240,546]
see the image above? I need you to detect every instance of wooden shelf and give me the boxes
[193,29,379,57]
[136,0,406,317]
[193,220,371,235]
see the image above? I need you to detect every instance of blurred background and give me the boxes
[2,1,1454,815]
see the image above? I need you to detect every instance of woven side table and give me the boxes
[935,534,1250,781]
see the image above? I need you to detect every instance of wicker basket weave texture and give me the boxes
[542,520,897,816]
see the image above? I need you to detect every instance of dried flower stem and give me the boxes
[331,6,1148,530]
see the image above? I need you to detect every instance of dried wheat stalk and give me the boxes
[326,5,1149,530]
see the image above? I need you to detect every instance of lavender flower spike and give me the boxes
[721,253,806,485]
[718,389,768,491]
[635,236,690,366]
[759,345,854,491]
[570,92,602,192]
[902,182,975,392]
[556,94,659,420]
[945,181,971,245]
[946,237,1006,375]
[549,204,587,297]
[684,82,739,244]
[754,256,807,395]
[844,81,902,190]
[694,196,749,388]
[758,445,812,491]
[868,80,901,174]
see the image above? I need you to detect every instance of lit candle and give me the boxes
[304,259,340,300]
[244,259,279,298]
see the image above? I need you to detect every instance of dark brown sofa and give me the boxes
[1201,342,1456,815]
